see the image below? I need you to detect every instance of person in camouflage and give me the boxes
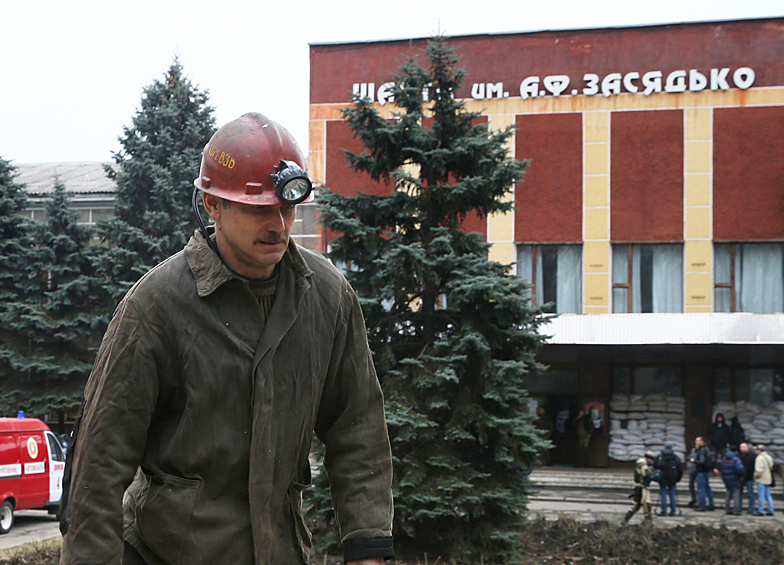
[624,450,655,523]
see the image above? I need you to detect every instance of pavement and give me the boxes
[0,510,60,553]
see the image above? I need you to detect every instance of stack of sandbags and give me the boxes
[609,393,687,462]
[712,401,784,463]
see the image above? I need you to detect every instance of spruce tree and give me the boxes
[0,180,107,416]
[0,158,31,309]
[314,38,549,562]
[0,158,34,416]
[97,58,216,299]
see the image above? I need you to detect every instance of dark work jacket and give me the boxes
[708,418,731,449]
[739,450,757,481]
[60,232,394,565]
[720,451,745,489]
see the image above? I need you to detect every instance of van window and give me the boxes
[46,433,65,462]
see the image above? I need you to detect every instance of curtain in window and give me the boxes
[517,244,582,313]
[632,244,682,313]
[554,245,582,314]
[736,244,784,313]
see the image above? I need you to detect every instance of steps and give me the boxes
[528,465,783,498]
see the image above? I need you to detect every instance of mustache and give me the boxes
[255,236,285,245]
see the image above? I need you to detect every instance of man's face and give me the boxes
[695,437,704,448]
[205,194,295,279]
[740,443,749,454]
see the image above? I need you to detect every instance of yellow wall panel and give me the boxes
[686,306,713,313]
[584,112,609,143]
[584,207,609,240]
[685,207,711,239]
[309,104,344,120]
[585,175,609,207]
[488,114,515,132]
[584,241,609,273]
[685,273,713,306]
[584,144,609,175]
[686,108,712,140]
[309,150,325,185]
[309,120,326,151]
[584,273,609,307]
[685,173,711,207]
[585,305,610,314]
[685,240,712,272]
[686,141,711,174]
[488,241,515,266]
[488,210,514,242]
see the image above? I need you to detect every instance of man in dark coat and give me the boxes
[739,442,757,514]
[654,443,683,516]
[730,417,746,449]
[694,436,716,512]
[707,413,731,461]
[719,447,745,515]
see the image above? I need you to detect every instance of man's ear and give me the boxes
[203,193,222,221]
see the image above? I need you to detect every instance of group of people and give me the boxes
[686,438,776,516]
[624,415,777,523]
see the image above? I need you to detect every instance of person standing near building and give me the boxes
[754,444,776,516]
[59,113,394,565]
[654,443,682,516]
[730,416,746,449]
[624,450,655,524]
[719,446,745,515]
[739,442,757,514]
[686,443,699,508]
[694,436,716,512]
[707,413,731,461]
[573,408,593,467]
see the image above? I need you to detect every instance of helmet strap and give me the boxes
[191,188,251,280]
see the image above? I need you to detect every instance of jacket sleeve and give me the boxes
[754,455,764,482]
[314,281,394,562]
[60,298,161,565]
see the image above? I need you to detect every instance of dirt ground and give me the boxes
[3,517,782,565]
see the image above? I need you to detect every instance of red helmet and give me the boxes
[194,113,313,206]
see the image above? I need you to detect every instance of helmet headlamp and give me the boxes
[272,160,313,205]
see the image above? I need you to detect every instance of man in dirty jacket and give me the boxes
[59,113,394,565]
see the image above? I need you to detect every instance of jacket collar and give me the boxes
[184,228,313,298]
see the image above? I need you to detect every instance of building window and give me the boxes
[613,366,683,396]
[714,243,784,313]
[612,244,683,313]
[517,244,582,314]
[715,367,784,406]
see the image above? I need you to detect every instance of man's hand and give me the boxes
[347,559,385,565]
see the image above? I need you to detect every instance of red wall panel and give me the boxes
[611,110,684,241]
[311,20,784,105]
[325,120,393,197]
[515,113,583,243]
[714,106,784,240]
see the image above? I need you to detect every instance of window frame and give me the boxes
[517,243,582,314]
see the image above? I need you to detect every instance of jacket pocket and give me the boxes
[134,472,201,565]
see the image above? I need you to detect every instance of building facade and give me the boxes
[309,18,784,466]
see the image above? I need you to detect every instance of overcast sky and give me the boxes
[2,0,781,164]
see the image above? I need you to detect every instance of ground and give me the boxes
[5,517,780,565]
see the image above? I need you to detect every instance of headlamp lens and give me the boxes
[272,160,313,204]
[281,177,311,202]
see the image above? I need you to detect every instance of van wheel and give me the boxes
[0,500,13,534]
